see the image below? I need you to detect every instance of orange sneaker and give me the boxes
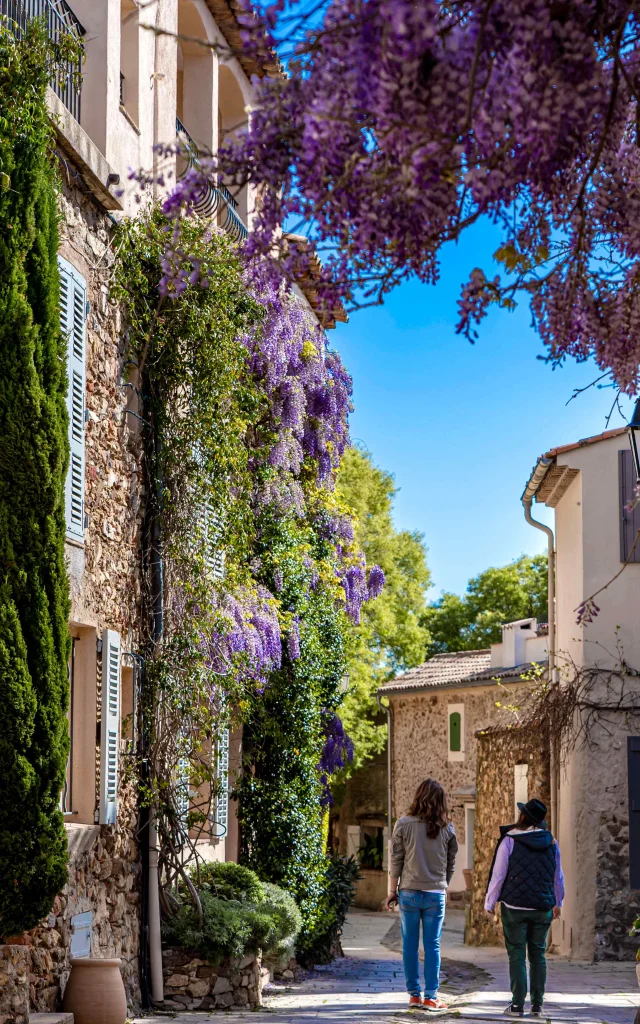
[408,996,423,1008]
[423,996,448,1011]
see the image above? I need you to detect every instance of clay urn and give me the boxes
[63,958,127,1024]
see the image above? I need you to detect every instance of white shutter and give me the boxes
[100,629,121,824]
[59,257,86,540]
[212,728,229,837]
[175,753,190,842]
[201,502,226,581]
[514,763,529,819]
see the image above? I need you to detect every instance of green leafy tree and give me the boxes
[0,21,77,934]
[335,449,431,771]
[423,554,548,656]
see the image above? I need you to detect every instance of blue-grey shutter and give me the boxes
[59,257,86,540]
[175,753,190,843]
[629,737,640,890]
[99,630,121,824]
[619,450,640,563]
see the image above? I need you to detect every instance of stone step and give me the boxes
[30,1013,74,1024]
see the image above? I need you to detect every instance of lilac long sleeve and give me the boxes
[484,837,565,911]
[485,836,512,911]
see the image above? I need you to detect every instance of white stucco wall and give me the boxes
[550,434,640,958]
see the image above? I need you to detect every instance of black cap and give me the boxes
[517,798,547,826]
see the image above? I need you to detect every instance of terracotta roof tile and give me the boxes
[378,651,546,695]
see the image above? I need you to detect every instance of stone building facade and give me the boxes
[465,723,551,947]
[378,620,548,894]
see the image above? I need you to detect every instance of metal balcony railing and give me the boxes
[176,116,249,243]
[0,0,84,122]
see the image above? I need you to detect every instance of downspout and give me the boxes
[376,693,393,870]
[521,458,558,840]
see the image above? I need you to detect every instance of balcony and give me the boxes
[176,116,248,243]
[0,0,84,122]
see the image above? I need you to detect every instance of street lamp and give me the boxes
[629,398,640,482]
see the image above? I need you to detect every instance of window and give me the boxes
[448,704,465,761]
[629,737,640,890]
[619,450,640,563]
[514,763,529,819]
[59,257,86,541]
[120,0,139,124]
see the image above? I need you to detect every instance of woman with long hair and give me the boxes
[385,778,458,1011]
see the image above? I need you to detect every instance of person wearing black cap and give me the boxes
[484,797,564,1018]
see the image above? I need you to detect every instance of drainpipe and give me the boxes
[376,693,393,865]
[521,458,558,839]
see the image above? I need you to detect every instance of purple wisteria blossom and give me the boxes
[218,0,640,394]
[204,585,282,685]
[318,712,354,807]
[286,616,301,660]
[339,558,385,624]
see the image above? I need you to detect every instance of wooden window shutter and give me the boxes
[449,712,461,752]
[629,737,640,890]
[619,450,640,563]
[99,630,121,824]
[59,257,87,540]
[214,728,230,837]
[202,503,226,581]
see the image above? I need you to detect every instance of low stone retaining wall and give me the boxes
[0,946,30,1024]
[162,947,263,1010]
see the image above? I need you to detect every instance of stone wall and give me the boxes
[592,720,640,961]
[28,812,141,1012]
[162,948,264,1011]
[390,684,529,840]
[58,164,142,636]
[0,947,30,1024]
[465,723,550,947]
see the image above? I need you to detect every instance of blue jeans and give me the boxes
[398,889,446,999]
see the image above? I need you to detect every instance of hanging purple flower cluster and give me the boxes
[242,263,353,489]
[318,712,354,807]
[204,585,282,685]
[215,0,640,394]
[339,557,386,625]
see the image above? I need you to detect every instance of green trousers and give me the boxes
[500,905,553,1008]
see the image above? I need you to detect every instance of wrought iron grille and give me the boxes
[0,0,85,122]
[175,116,249,243]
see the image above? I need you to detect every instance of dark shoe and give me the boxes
[530,1007,543,1018]
[503,1007,524,1018]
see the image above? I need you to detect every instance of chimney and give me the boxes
[501,618,537,669]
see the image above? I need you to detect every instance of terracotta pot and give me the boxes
[63,958,127,1024]
[462,868,474,891]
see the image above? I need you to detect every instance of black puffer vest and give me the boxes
[490,826,557,911]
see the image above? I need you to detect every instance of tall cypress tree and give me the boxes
[0,20,72,934]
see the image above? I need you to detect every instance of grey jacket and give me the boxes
[390,815,458,891]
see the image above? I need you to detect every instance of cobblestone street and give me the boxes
[135,910,640,1024]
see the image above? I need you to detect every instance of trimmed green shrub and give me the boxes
[195,860,266,904]
[0,19,75,935]
[262,882,303,964]
[296,855,360,966]
[165,877,302,965]
[165,892,254,965]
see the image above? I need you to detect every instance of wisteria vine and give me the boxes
[149,0,640,394]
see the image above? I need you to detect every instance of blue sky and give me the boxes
[332,221,633,600]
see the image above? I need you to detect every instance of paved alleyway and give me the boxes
[136,909,640,1024]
